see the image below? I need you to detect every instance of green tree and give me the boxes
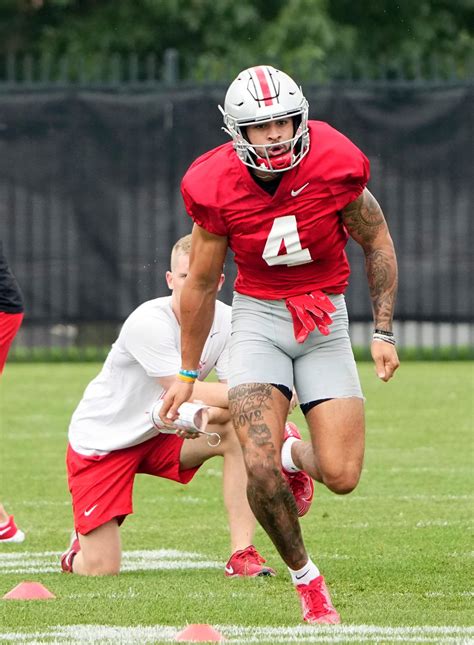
[327,0,474,77]
[0,0,472,80]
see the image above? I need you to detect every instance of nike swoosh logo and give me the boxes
[0,527,11,536]
[84,504,98,517]
[225,565,234,575]
[210,332,220,338]
[295,569,310,580]
[291,182,309,197]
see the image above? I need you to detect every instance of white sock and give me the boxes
[0,518,10,528]
[288,558,320,586]
[281,436,300,473]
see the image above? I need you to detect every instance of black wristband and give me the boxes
[374,328,394,337]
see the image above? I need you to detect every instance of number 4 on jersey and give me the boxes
[262,216,312,267]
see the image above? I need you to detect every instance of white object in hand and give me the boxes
[149,400,221,447]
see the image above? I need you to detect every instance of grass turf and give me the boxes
[0,362,472,643]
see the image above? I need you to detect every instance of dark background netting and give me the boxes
[0,85,472,340]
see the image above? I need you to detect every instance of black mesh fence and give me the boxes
[1,82,473,359]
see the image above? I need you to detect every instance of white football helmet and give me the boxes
[219,65,310,173]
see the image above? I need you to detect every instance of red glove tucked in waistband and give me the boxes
[285,291,337,344]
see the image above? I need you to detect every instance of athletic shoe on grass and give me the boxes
[282,422,314,517]
[61,531,80,573]
[225,545,276,577]
[296,575,341,624]
[0,516,25,543]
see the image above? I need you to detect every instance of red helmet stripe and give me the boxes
[252,66,276,106]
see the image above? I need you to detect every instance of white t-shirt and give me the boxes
[69,297,231,456]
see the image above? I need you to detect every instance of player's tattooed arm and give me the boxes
[342,188,398,331]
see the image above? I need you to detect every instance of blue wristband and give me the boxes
[179,369,199,379]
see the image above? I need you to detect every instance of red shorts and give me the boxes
[66,433,200,535]
[0,312,23,373]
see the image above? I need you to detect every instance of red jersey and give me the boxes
[181,121,370,299]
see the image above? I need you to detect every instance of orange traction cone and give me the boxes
[175,623,226,642]
[3,581,56,600]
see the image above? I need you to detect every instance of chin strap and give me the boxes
[285,291,337,343]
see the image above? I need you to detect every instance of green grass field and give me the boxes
[0,362,473,644]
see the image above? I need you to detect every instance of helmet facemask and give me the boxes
[219,66,310,174]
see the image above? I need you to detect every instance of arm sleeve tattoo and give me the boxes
[342,189,398,331]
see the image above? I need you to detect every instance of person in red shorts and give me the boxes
[0,241,26,543]
[160,66,400,624]
[0,241,24,375]
[61,234,312,578]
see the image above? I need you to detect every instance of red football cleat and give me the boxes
[296,575,341,624]
[61,531,80,573]
[282,422,314,517]
[0,515,25,543]
[225,545,276,577]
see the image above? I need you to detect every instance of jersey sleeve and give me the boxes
[181,181,228,237]
[314,122,370,211]
[123,312,179,378]
[329,139,370,211]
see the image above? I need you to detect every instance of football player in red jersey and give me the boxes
[160,65,399,624]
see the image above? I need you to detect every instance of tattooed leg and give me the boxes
[228,383,308,569]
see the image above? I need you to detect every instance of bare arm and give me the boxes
[159,224,229,420]
[157,377,228,407]
[341,188,400,380]
[158,371,229,430]
[193,380,229,409]
[342,188,397,330]
[194,380,230,424]
[180,224,229,370]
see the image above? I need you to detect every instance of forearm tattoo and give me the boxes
[342,190,398,331]
[365,248,398,331]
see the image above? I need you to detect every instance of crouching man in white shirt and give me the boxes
[61,234,277,578]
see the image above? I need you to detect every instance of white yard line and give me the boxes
[334,494,473,502]
[0,549,222,574]
[1,555,471,642]
[1,546,473,575]
[0,624,473,644]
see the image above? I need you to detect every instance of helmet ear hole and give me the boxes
[221,65,310,174]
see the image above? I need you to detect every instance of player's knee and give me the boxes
[82,552,121,576]
[322,465,361,495]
